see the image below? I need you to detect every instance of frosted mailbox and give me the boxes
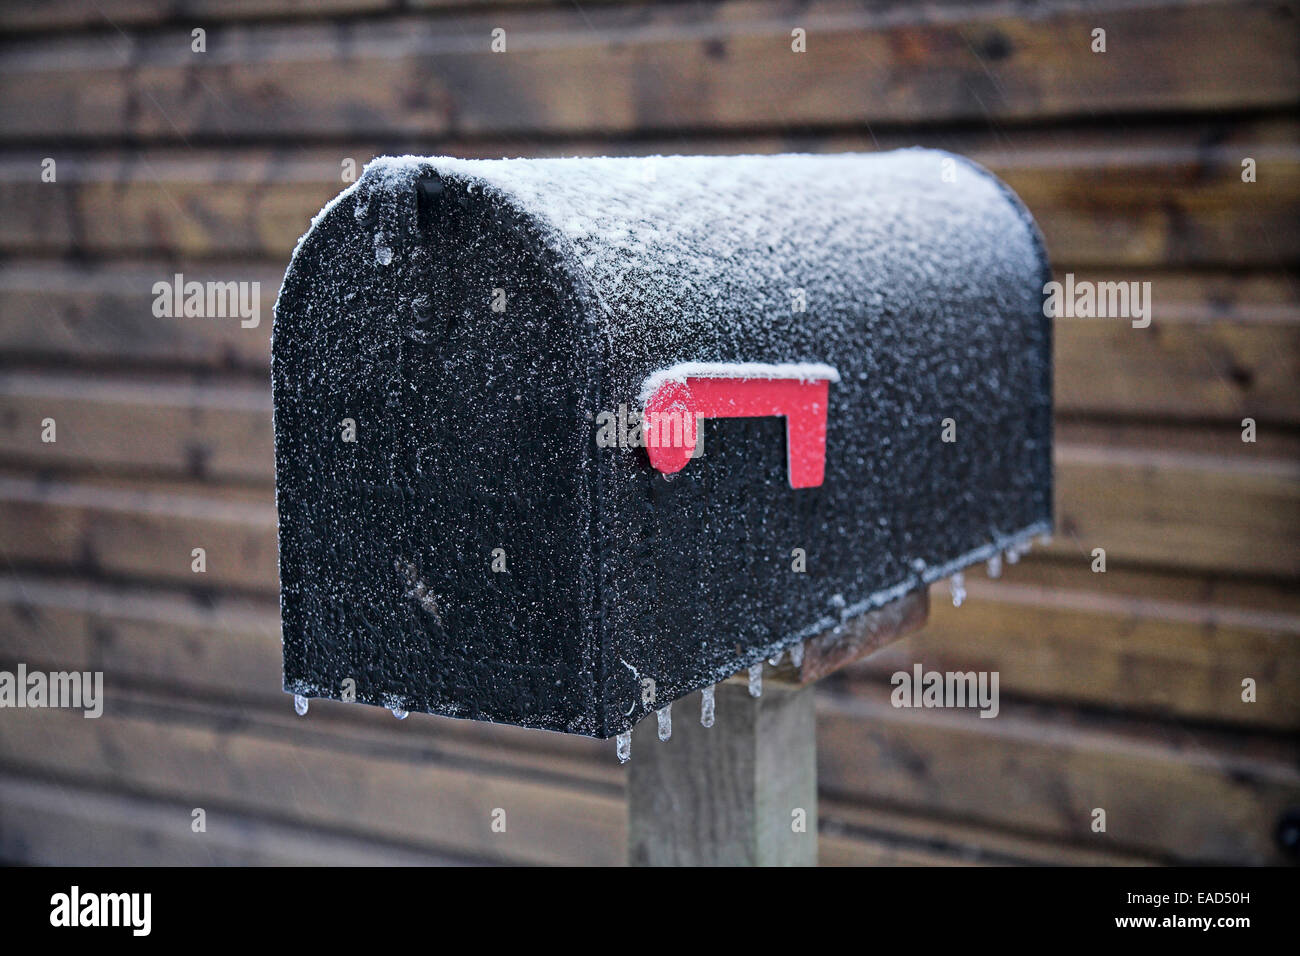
[272,151,1053,746]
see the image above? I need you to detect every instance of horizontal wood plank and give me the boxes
[816,688,1300,865]
[1,1,1295,142]
[0,373,273,483]
[1054,272,1300,423]
[0,0,404,34]
[3,768,1110,867]
[0,0,618,35]
[0,775,473,866]
[0,695,625,865]
[0,371,274,481]
[864,570,1300,730]
[0,474,279,591]
[1048,442,1300,576]
[0,261,276,369]
[819,799,1151,866]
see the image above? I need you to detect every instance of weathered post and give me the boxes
[631,681,818,866]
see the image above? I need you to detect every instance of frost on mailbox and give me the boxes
[272,151,1053,739]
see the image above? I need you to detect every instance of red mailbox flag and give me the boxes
[641,363,838,489]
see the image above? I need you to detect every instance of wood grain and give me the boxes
[2,2,1295,141]
[628,682,818,865]
[817,688,1300,865]
[0,776,472,866]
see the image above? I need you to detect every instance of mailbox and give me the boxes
[273,151,1052,740]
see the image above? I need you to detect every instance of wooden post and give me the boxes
[628,681,818,866]
[627,589,929,866]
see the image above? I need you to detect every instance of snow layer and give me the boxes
[638,361,841,405]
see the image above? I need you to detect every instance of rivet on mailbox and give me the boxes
[272,152,1053,755]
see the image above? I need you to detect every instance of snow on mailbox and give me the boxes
[272,151,1052,753]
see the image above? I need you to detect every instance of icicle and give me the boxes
[374,232,393,266]
[616,731,632,763]
[987,551,1003,578]
[392,706,408,720]
[768,649,783,666]
[790,641,805,668]
[1038,533,1053,547]
[950,571,966,607]
[1007,542,1022,564]
[748,662,763,698]
[701,685,715,728]
[657,704,672,741]
[293,694,309,717]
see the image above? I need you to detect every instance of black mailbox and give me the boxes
[272,151,1052,742]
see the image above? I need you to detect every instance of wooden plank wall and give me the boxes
[0,0,1297,866]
